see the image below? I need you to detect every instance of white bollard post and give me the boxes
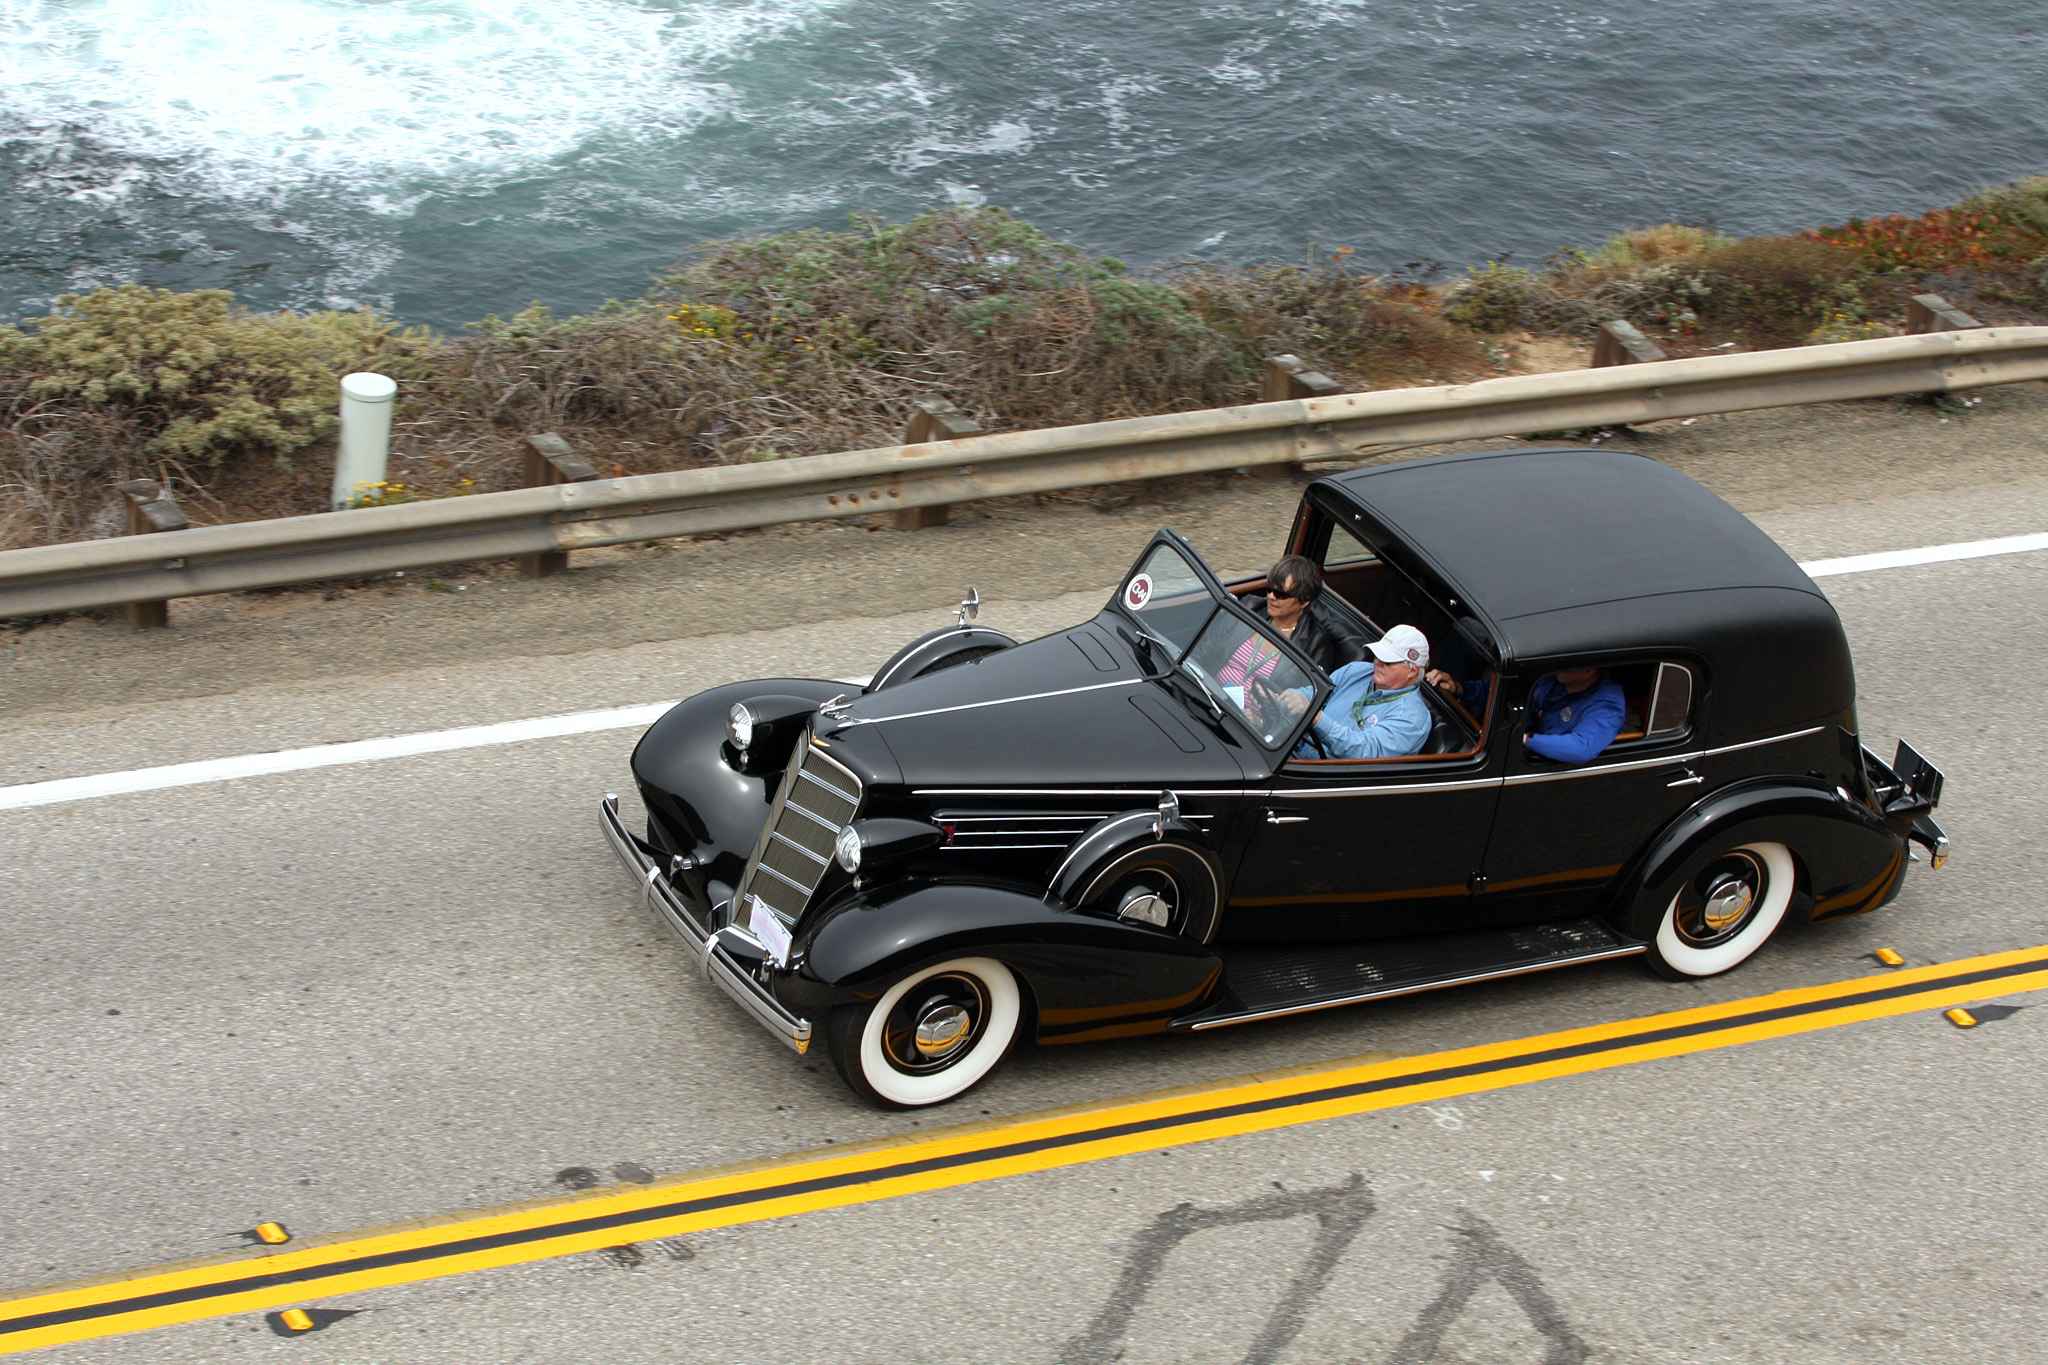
[332,372,398,510]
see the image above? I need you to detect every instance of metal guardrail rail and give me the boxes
[4,327,2047,619]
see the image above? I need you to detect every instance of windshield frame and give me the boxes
[1110,529,1330,755]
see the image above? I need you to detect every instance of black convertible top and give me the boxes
[1322,447,1853,740]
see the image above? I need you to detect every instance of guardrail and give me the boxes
[4,325,2046,620]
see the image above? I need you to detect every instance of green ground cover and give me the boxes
[6,178,2048,550]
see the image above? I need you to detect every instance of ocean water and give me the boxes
[4,0,2047,330]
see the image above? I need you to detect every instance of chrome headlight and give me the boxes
[726,702,755,751]
[834,825,863,873]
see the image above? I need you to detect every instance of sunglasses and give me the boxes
[1266,584,1304,601]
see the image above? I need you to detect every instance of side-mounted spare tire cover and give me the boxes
[1050,807,1225,944]
[867,625,1019,692]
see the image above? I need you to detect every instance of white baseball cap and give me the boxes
[1367,624,1430,670]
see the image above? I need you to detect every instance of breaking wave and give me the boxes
[0,0,838,199]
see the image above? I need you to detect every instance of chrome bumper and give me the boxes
[600,794,813,1054]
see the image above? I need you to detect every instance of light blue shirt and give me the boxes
[1302,663,1432,759]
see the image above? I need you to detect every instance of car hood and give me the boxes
[823,616,1258,791]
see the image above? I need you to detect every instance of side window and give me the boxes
[1324,522,1380,568]
[1606,661,1697,744]
[1645,662,1695,737]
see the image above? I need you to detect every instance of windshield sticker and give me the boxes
[1125,573,1154,609]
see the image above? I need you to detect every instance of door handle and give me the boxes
[1265,809,1310,825]
[1664,767,1704,788]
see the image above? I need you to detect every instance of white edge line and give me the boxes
[0,703,677,813]
[4,529,2045,813]
[1798,531,2048,578]
[1,677,872,813]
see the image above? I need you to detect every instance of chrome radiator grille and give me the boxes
[740,736,863,925]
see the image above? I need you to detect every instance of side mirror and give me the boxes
[957,587,980,626]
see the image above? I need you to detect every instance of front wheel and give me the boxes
[827,957,1022,1108]
[1645,841,1796,979]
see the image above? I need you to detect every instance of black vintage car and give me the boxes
[601,447,1948,1107]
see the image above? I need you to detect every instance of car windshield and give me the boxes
[1182,611,1319,750]
[1119,542,1213,656]
[1118,540,1316,752]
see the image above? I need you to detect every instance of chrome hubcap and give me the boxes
[1675,851,1766,947]
[881,973,990,1074]
[1700,875,1754,932]
[914,1004,973,1057]
[1118,888,1172,928]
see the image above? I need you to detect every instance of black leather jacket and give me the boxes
[1249,597,1368,676]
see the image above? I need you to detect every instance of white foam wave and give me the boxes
[0,0,839,198]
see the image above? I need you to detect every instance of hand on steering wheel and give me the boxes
[1242,674,1277,727]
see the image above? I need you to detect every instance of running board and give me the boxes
[1171,917,1645,1031]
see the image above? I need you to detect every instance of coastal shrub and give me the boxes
[1805,180,2048,275]
[1579,223,1733,272]
[448,301,712,432]
[0,285,425,464]
[1804,312,1890,346]
[1959,175,2048,235]
[1690,238,1864,344]
[665,208,1250,439]
[15,185,2048,554]
[1440,263,1537,333]
[2020,256,2048,308]
[1441,257,1715,339]
[0,286,434,546]
[1169,259,1483,384]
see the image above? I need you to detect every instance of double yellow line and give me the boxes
[7,944,2046,1355]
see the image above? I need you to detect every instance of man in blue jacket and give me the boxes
[1286,624,1434,759]
[1428,664,1624,764]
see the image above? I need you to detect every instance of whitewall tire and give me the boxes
[829,957,1022,1108]
[1648,841,1796,979]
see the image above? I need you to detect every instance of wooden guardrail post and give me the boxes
[517,433,602,578]
[898,400,982,530]
[1590,320,1668,368]
[1261,354,1346,402]
[115,479,188,630]
[1905,294,1986,335]
[1253,356,1347,478]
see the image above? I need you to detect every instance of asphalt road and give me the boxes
[5,424,2048,1362]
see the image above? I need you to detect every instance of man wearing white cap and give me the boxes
[1285,623,1434,759]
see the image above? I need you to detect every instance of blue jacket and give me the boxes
[1524,673,1626,764]
[1305,663,1432,759]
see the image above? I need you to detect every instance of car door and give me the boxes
[1221,744,1504,945]
[1471,661,1704,928]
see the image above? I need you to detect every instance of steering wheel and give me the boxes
[1244,673,1281,726]
[1248,676,1326,755]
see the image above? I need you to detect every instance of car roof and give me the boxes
[1319,448,1853,737]
[1325,448,1822,644]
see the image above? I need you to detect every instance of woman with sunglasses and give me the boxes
[1244,554,1362,676]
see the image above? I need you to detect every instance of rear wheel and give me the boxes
[827,957,1022,1108]
[1645,841,1795,979]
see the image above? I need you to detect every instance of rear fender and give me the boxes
[1613,779,1904,938]
[789,883,1221,1044]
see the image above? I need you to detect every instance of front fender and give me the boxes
[788,883,1221,1044]
[1614,779,1905,939]
[630,678,847,893]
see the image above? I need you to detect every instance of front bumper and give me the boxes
[600,794,813,1054]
